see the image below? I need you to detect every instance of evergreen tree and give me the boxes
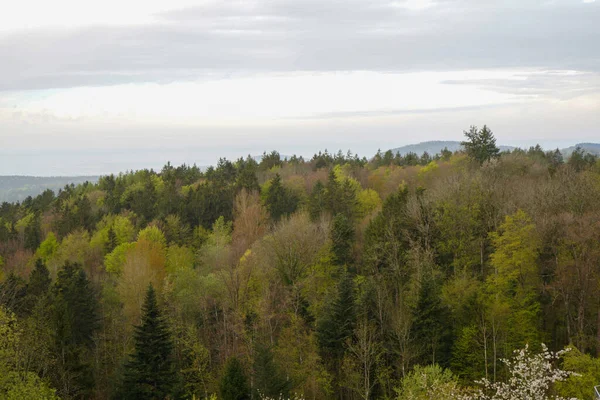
[121,284,178,400]
[51,262,100,398]
[461,125,500,164]
[317,273,356,379]
[308,180,326,221]
[23,258,51,314]
[411,276,452,367]
[220,357,250,400]
[253,342,290,398]
[24,212,42,251]
[265,174,298,221]
[105,226,118,254]
[330,213,355,267]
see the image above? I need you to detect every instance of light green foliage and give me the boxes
[556,345,600,399]
[356,188,381,218]
[0,307,58,399]
[14,213,34,235]
[395,364,462,400]
[137,225,167,247]
[104,242,135,275]
[487,210,541,348]
[37,232,58,263]
[166,244,195,274]
[417,161,440,180]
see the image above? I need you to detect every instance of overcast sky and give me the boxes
[1,0,599,175]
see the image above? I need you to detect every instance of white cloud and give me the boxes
[4,70,526,124]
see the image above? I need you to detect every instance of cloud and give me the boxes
[1,0,598,91]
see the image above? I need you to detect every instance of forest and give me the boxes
[1,126,600,400]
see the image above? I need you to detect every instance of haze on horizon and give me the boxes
[1,0,599,176]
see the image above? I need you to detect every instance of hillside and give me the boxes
[389,140,515,156]
[389,140,600,158]
[0,175,99,203]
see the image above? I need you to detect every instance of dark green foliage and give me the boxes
[121,284,178,400]
[330,213,355,266]
[324,171,358,218]
[253,342,290,398]
[461,125,500,164]
[411,276,452,367]
[23,258,52,314]
[259,150,283,171]
[105,226,118,254]
[51,262,100,398]
[363,186,410,276]
[24,212,42,251]
[220,357,250,400]
[308,180,326,221]
[265,174,298,221]
[0,273,27,315]
[317,273,356,362]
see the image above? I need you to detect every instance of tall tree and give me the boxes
[220,357,250,400]
[461,125,500,164]
[51,262,100,399]
[121,284,178,400]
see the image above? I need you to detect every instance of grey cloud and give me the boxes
[1,0,599,91]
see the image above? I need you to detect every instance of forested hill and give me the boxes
[1,132,600,399]
[0,175,99,203]
[389,140,600,157]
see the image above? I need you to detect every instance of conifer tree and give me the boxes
[220,357,250,400]
[461,125,500,164]
[317,273,356,390]
[121,284,178,400]
[51,262,100,398]
[265,174,298,221]
[253,342,290,398]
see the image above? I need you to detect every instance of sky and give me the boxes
[1,0,599,176]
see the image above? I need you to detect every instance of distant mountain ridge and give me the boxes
[0,175,99,203]
[389,141,515,156]
[389,141,600,157]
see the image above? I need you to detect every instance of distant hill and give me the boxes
[560,143,600,157]
[389,141,600,158]
[389,141,515,156]
[0,176,99,203]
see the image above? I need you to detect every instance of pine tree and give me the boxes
[220,357,250,400]
[121,284,178,400]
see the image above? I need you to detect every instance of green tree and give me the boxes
[220,357,250,400]
[317,273,356,391]
[265,174,298,221]
[330,214,355,267]
[461,125,500,164]
[253,342,290,398]
[51,262,100,399]
[121,284,178,400]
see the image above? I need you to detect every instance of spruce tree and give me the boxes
[317,273,356,389]
[122,284,178,400]
[330,213,355,266]
[265,174,298,221]
[51,262,100,398]
[253,342,290,398]
[220,357,250,400]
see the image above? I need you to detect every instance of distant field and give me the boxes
[0,176,99,203]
